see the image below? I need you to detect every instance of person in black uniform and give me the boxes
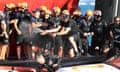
[40,6,47,19]
[33,10,61,70]
[50,7,63,57]
[42,9,55,55]
[90,10,109,56]
[42,54,61,72]
[79,9,94,56]
[42,7,63,58]
[15,2,33,60]
[72,9,83,56]
[72,8,83,25]
[0,11,9,60]
[31,8,48,59]
[4,3,16,35]
[1,3,17,60]
[109,16,120,57]
[55,10,80,58]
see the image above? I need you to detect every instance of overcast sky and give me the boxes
[80,0,95,3]
[79,0,95,5]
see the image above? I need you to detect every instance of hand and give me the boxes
[83,32,88,37]
[52,64,58,68]
[3,32,8,39]
[32,46,38,52]
[49,33,56,37]
[95,46,99,50]
[103,48,110,54]
[17,30,22,35]
[36,55,45,64]
[91,32,94,36]
[40,31,48,35]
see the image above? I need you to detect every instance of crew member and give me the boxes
[109,16,120,57]
[90,10,109,56]
[0,11,9,60]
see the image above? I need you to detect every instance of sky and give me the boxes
[79,0,95,6]
[80,0,95,3]
[78,0,96,15]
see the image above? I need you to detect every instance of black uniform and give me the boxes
[31,16,44,28]
[0,14,9,44]
[43,54,61,71]
[16,10,32,45]
[31,15,44,47]
[4,12,10,34]
[50,15,61,27]
[40,17,53,50]
[90,19,108,55]
[61,19,79,36]
[0,16,4,42]
[31,15,53,49]
[79,17,93,55]
[49,15,63,53]
[60,19,80,49]
[109,23,120,56]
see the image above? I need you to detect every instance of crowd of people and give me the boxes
[0,2,120,71]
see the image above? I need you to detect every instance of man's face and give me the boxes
[61,14,69,22]
[114,17,120,24]
[94,15,101,21]
[45,14,50,19]
[34,11,40,18]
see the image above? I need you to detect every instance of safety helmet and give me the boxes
[21,2,28,8]
[53,7,61,13]
[94,10,102,16]
[86,9,93,16]
[6,3,15,9]
[45,9,51,15]
[62,10,70,15]
[40,6,47,11]
[17,2,22,8]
